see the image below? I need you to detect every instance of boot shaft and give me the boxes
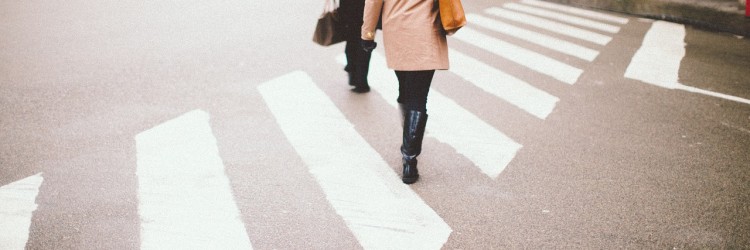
[401,110,428,157]
[400,109,426,184]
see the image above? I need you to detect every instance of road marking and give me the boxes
[485,7,612,45]
[449,49,559,119]
[520,0,630,24]
[135,110,253,250]
[453,26,583,84]
[338,53,523,178]
[625,21,686,89]
[258,71,452,249]
[0,173,43,250]
[625,21,750,105]
[505,3,621,33]
[675,85,750,105]
[467,13,599,61]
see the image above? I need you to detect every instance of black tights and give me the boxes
[396,70,435,113]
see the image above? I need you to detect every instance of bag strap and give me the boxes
[324,0,338,13]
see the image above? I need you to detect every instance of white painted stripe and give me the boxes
[258,71,451,249]
[338,53,522,178]
[485,7,612,45]
[625,21,685,89]
[452,27,583,84]
[675,84,750,105]
[0,173,43,250]
[449,49,559,119]
[426,83,523,178]
[135,110,253,250]
[520,0,630,24]
[467,13,599,61]
[504,3,621,33]
[626,21,750,105]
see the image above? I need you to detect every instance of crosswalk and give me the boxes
[1,1,638,249]
[136,110,253,249]
[259,72,451,249]
[339,53,522,178]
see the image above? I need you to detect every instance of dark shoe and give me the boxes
[349,64,371,93]
[401,110,427,184]
[351,84,370,93]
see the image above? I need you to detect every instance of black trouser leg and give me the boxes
[345,39,372,93]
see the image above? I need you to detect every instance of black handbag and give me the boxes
[313,0,345,46]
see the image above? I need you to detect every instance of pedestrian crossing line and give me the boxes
[452,26,583,85]
[466,13,599,61]
[520,0,630,25]
[338,53,522,178]
[0,173,43,250]
[625,21,685,89]
[484,7,613,46]
[135,110,253,250]
[504,3,621,33]
[258,71,452,249]
[449,49,559,119]
[625,21,750,105]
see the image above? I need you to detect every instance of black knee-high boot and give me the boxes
[401,109,428,184]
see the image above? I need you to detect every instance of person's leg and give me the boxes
[394,70,435,184]
[345,40,371,93]
[344,40,359,86]
[396,70,435,112]
[342,0,371,93]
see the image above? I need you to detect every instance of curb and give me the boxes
[541,0,750,36]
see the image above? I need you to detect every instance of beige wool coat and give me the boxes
[361,0,449,71]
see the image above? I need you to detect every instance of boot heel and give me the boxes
[402,156,419,184]
[402,176,419,184]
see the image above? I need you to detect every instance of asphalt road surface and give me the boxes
[1,0,749,249]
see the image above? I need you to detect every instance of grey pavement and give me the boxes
[543,0,750,36]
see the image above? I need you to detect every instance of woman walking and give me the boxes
[339,0,372,93]
[360,0,449,184]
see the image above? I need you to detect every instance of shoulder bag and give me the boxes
[438,0,467,35]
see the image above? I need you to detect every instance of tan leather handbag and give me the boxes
[438,0,467,35]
